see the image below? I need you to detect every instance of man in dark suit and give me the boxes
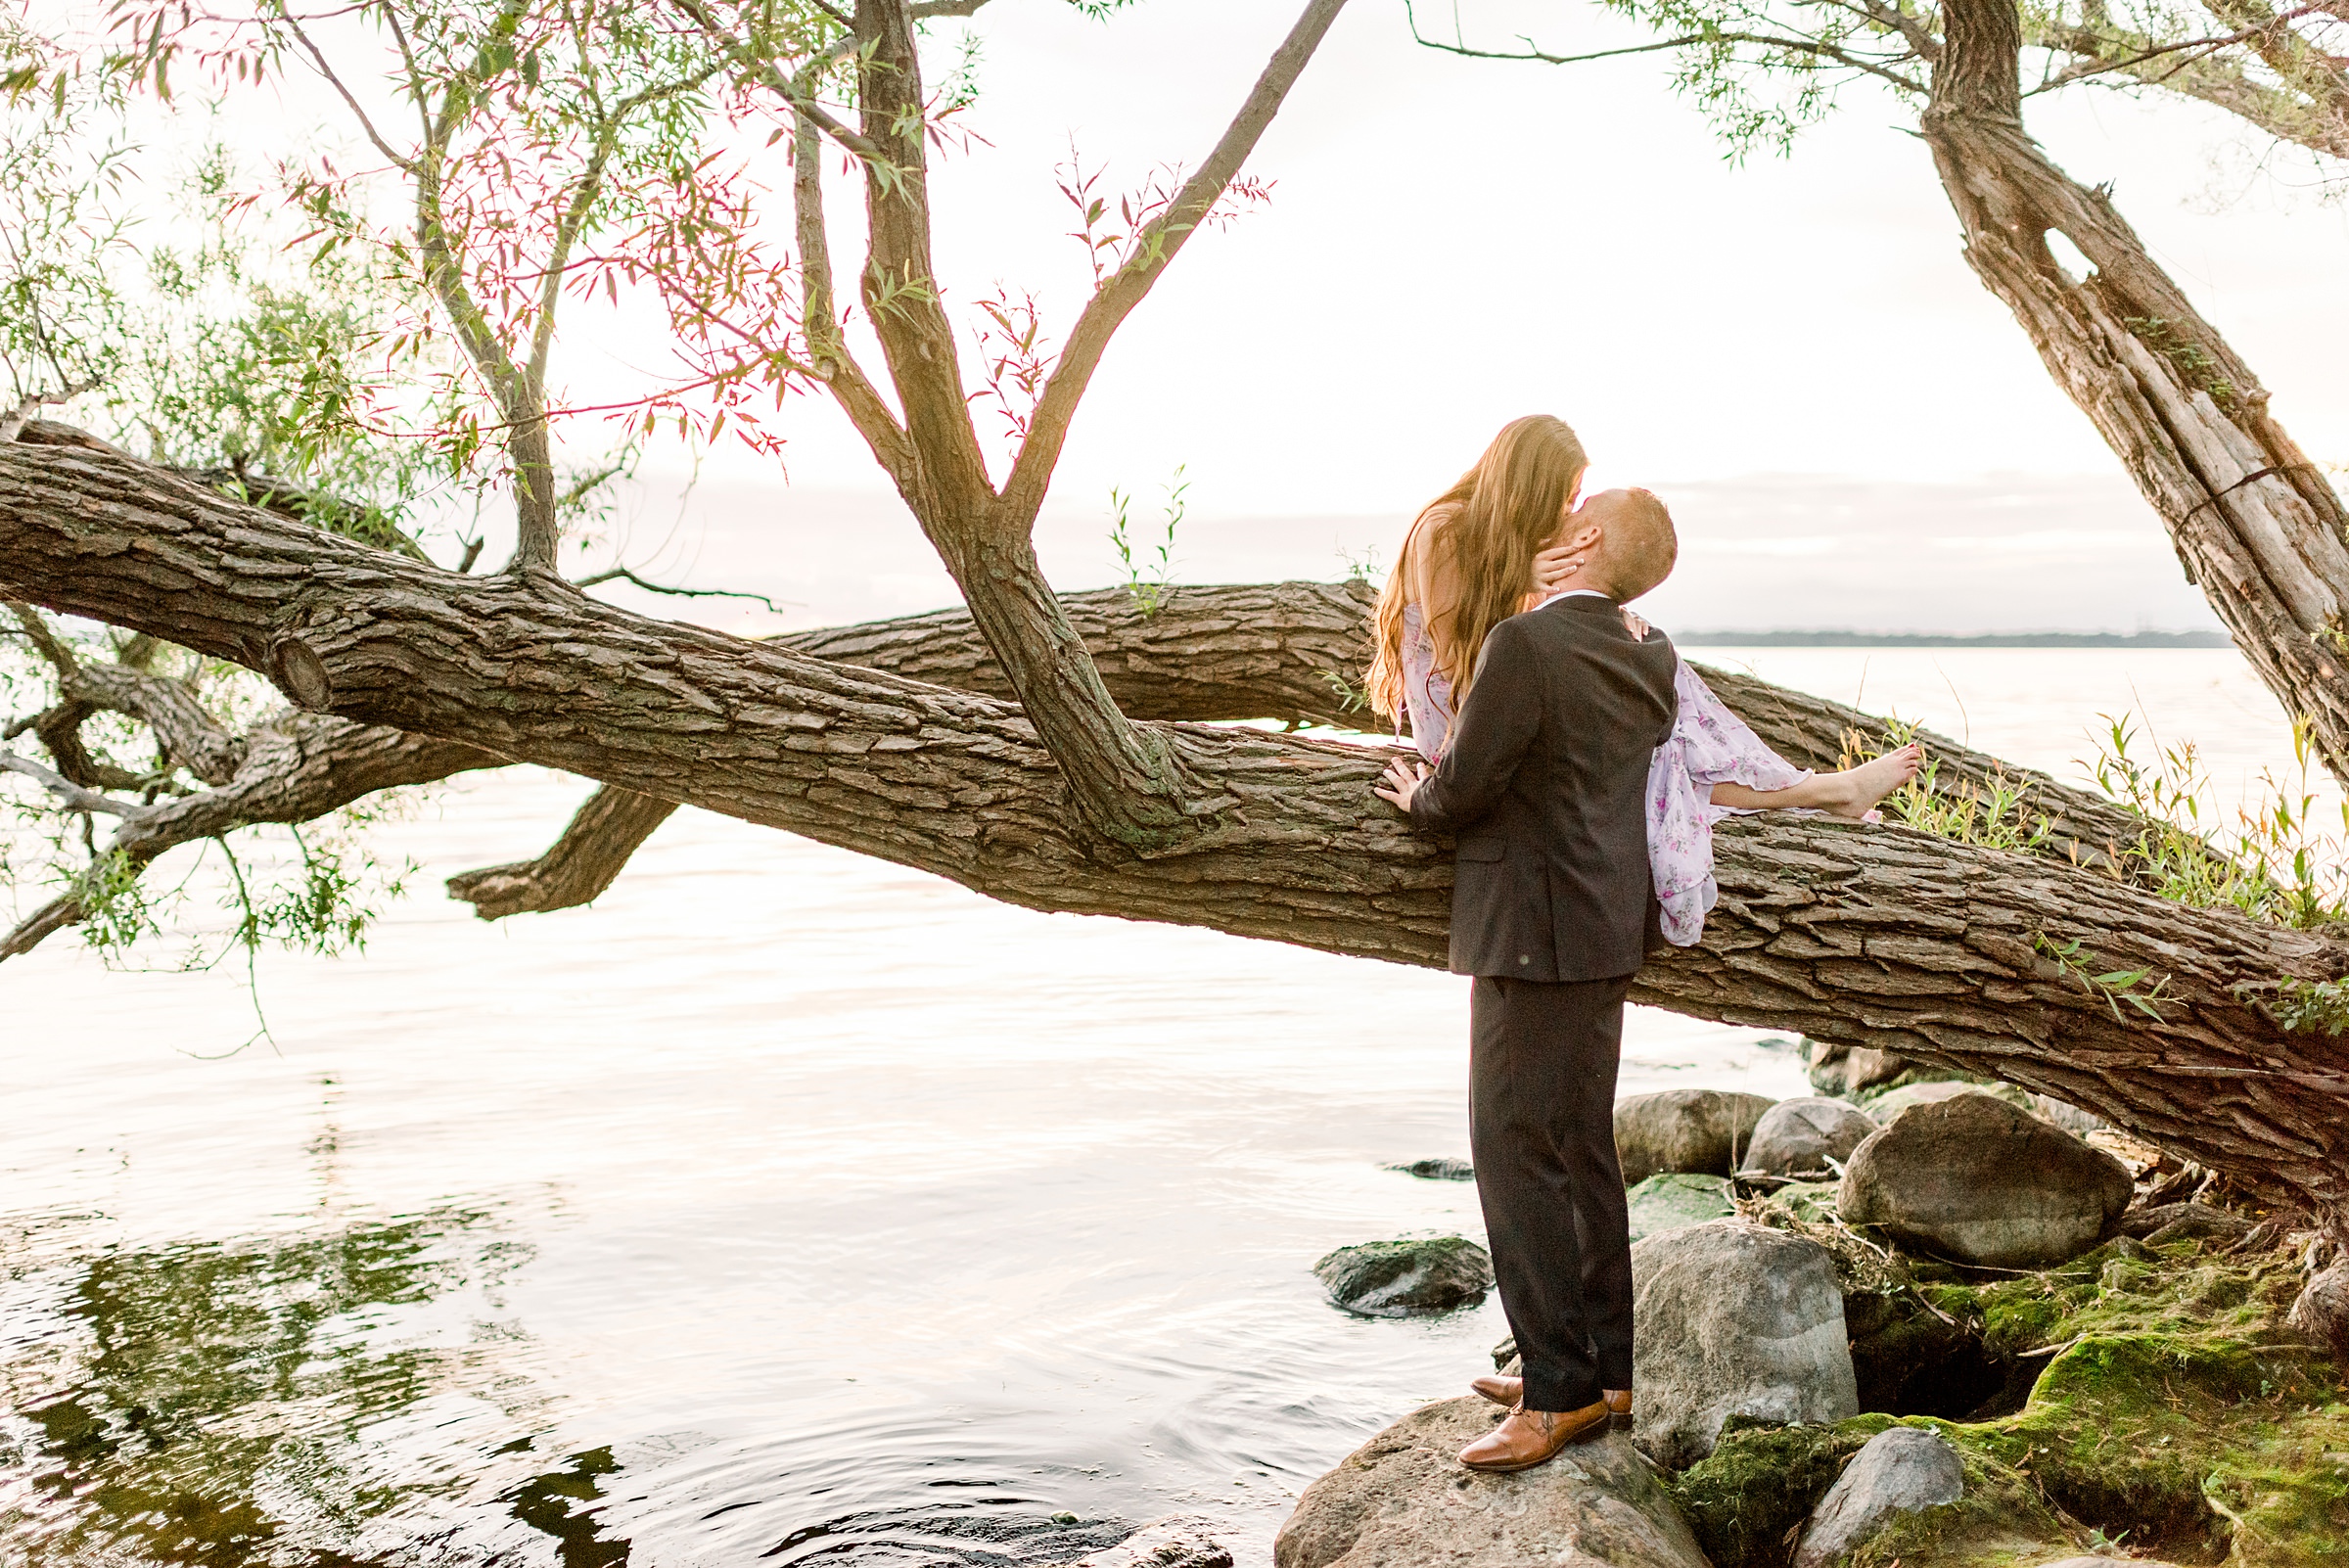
[1373,487,1680,1473]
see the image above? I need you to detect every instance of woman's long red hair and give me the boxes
[1366,415,1589,723]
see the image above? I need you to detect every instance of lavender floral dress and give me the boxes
[1401,602,1809,945]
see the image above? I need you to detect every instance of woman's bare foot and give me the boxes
[1824,743,1923,821]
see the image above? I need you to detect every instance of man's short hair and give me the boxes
[1589,487,1677,603]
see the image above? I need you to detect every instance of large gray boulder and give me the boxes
[1272,1397,1709,1568]
[1740,1096,1879,1177]
[1313,1236,1492,1317]
[1792,1426,1964,1568]
[1631,1220,1859,1469]
[1839,1093,2134,1268]
[1614,1088,1775,1184]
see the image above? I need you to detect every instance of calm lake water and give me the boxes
[0,646,2319,1567]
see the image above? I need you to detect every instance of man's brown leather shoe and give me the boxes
[1457,1400,1611,1472]
[1470,1377,1632,1431]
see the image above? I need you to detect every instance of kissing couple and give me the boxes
[1368,415,1922,1474]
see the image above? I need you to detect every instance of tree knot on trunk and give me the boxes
[267,634,336,712]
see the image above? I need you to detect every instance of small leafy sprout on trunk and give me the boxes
[1109,465,1185,616]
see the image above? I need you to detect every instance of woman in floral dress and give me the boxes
[1366,415,1921,945]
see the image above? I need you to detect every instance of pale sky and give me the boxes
[67,0,2349,629]
[731,0,2349,500]
[577,0,2344,633]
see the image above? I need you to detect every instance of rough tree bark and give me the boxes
[438,577,2181,919]
[1924,0,2349,791]
[6,440,2346,1226]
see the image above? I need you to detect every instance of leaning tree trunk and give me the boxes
[444,578,2183,919]
[6,441,2347,1225]
[1925,0,2349,788]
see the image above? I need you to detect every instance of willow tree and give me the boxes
[3,0,2347,1326]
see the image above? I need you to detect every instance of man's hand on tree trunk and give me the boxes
[1375,755,1430,813]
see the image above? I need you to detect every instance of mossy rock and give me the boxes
[1764,1178,1841,1225]
[1668,1414,2068,1568]
[1893,1240,2349,1565]
[1684,1226,2349,1565]
[1833,1416,2072,1567]
[1627,1173,1735,1241]
[1664,1416,1870,1567]
[1312,1234,1493,1317]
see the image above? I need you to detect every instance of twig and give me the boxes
[0,749,144,816]
[0,379,101,443]
[1402,0,1930,92]
[575,565,793,614]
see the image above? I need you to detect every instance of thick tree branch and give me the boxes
[5,441,2346,1225]
[445,578,2212,918]
[1923,0,2349,797]
[445,783,677,917]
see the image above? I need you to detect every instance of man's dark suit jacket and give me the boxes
[1407,593,1679,982]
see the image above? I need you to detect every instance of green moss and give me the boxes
[1664,1417,1872,1568]
[1626,1174,1734,1241]
[1762,1179,1840,1225]
[1909,1240,2348,1565]
[1838,1417,2069,1567]
[1965,1236,2309,1360]
[1675,1221,2349,1566]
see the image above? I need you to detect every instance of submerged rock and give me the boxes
[1614,1088,1775,1184]
[1631,1220,1858,1468]
[1313,1235,1492,1317]
[1627,1174,1734,1241]
[1792,1426,1964,1568]
[1061,1517,1232,1568]
[1382,1157,1473,1181]
[1739,1096,1878,1177]
[1271,1397,1709,1568]
[1840,1092,2134,1268]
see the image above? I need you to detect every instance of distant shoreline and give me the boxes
[1675,629,2232,649]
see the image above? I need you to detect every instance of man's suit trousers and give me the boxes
[1468,972,1635,1413]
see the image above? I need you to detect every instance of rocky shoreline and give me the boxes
[1282,1043,2349,1567]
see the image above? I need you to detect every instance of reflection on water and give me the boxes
[1,1204,553,1565]
[499,1447,630,1568]
[1,651,2303,1567]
